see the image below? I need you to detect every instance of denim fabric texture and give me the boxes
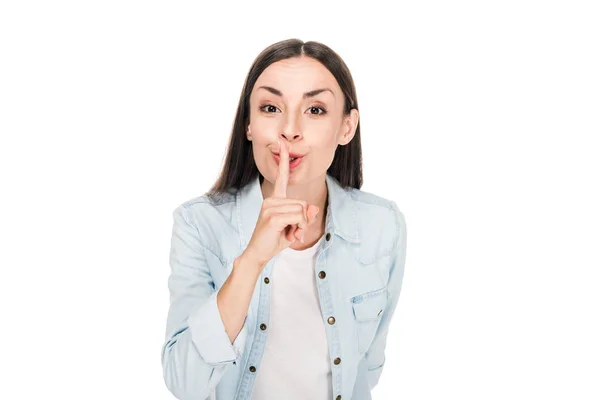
[161,173,407,400]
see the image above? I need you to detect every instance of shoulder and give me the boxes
[172,190,237,228]
[169,190,239,261]
[347,187,407,256]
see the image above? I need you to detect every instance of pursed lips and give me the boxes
[272,152,305,158]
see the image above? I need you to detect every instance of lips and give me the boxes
[273,153,304,169]
[272,152,305,158]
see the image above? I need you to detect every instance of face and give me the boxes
[246,56,359,187]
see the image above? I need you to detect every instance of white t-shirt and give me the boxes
[251,234,331,399]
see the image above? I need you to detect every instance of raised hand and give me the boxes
[243,138,320,268]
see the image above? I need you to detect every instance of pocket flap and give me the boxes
[351,287,388,321]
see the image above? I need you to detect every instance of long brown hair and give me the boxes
[206,38,362,197]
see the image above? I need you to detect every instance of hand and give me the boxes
[243,138,320,268]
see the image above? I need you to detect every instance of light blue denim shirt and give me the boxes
[161,173,407,400]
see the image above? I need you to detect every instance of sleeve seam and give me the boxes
[176,205,223,263]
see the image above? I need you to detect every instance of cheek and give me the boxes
[314,132,339,150]
[249,118,279,139]
[312,141,339,164]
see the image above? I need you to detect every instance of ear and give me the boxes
[339,109,359,145]
[246,125,252,141]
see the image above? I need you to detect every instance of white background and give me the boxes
[1,1,599,399]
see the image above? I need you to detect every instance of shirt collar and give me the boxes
[236,173,361,248]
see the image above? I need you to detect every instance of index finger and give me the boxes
[274,138,289,198]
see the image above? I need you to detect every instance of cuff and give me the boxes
[188,290,248,366]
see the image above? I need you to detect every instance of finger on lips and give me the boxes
[274,138,288,199]
[274,139,300,242]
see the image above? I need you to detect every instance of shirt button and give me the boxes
[336,395,342,400]
[325,233,331,241]
[318,271,326,279]
[328,316,336,325]
[334,357,341,365]
[260,323,267,330]
[264,277,270,284]
[249,366,256,372]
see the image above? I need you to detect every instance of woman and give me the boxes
[161,38,407,400]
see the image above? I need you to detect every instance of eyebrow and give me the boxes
[257,86,335,99]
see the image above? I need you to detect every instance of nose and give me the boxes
[280,132,301,144]
[281,112,302,142]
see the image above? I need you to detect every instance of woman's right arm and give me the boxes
[162,141,316,399]
[161,204,262,400]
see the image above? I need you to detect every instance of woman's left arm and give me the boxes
[364,204,407,390]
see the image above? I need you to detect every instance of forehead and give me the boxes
[252,57,340,99]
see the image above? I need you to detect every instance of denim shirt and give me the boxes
[161,173,407,400]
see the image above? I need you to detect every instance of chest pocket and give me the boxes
[351,286,389,354]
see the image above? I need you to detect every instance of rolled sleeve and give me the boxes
[162,204,248,398]
[188,289,249,366]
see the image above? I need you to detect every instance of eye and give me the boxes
[259,103,327,116]
[259,104,280,113]
[307,106,327,116]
